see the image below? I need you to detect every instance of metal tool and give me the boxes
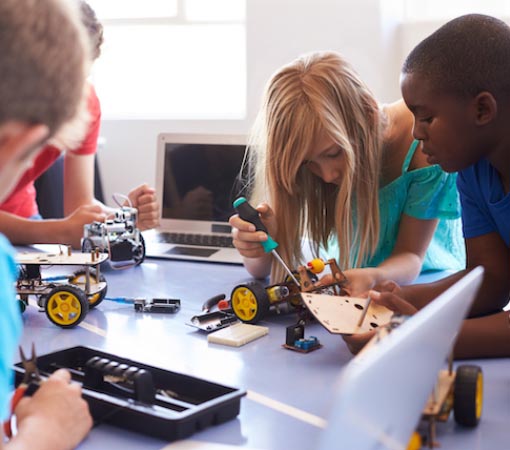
[3,344,42,438]
[233,197,299,285]
[357,295,372,327]
[201,293,230,313]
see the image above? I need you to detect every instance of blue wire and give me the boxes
[41,277,135,304]
[42,276,69,282]
[105,297,134,304]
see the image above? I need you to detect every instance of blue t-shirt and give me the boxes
[457,158,510,246]
[0,234,22,420]
[325,140,466,271]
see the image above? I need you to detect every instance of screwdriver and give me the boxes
[233,197,299,285]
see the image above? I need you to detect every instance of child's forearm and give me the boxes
[399,271,465,309]
[243,253,272,279]
[454,311,510,359]
[401,267,509,317]
[373,251,424,286]
[0,211,69,245]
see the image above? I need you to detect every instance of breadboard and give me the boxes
[207,323,269,347]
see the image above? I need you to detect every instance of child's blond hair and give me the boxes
[248,51,383,281]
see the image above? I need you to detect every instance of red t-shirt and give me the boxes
[0,86,101,218]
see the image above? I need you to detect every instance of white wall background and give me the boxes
[95,0,480,203]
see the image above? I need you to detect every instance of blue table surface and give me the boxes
[16,254,510,450]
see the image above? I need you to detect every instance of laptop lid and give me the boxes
[144,133,247,264]
[318,267,484,450]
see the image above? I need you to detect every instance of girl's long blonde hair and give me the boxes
[247,51,383,281]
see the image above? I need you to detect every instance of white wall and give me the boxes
[97,0,440,203]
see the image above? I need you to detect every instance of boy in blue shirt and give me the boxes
[0,0,93,448]
[346,14,510,359]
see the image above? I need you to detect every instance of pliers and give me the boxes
[3,344,42,438]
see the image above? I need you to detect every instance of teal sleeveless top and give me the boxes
[324,140,466,272]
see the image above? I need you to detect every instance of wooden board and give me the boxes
[301,293,393,335]
[16,251,108,266]
[422,370,455,417]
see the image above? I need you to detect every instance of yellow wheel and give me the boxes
[69,269,107,308]
[230,282,269,324]
[453,365,483,427]
[44,285,89,328]
[406,431,422,450]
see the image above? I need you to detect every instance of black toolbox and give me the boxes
[14,346,245,441]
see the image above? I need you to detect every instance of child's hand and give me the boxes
[373,279,404,297]
[63,204,106,248]
[127,183,159,230]
[13,369,92,449]
[342,330,376,355]
[342,289,417,355]
[342,268,379,296]
[314,273,335,287]
[229,202,277,259]
[368,289,418,316]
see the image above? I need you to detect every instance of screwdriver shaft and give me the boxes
[271,250,299,285]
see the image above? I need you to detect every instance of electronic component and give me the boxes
[207,322,269,347]
[134,298,181,313]
[283,321,322,353]
[188,311,238,332]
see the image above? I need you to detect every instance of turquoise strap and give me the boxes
[401,139,420,173]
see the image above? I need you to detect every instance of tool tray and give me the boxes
[13,346,245,441]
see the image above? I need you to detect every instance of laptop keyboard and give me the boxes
[156,232,234,248]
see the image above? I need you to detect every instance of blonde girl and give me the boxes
[230,51,464,295]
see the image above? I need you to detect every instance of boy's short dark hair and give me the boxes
[402,14,510,100]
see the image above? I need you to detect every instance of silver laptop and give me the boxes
[143,133,247,264]
[318,266,484,450]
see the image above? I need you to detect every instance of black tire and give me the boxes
[453,365,483,427]
[230,281,270,324]
[44,285,89,328]
[17,298,27,313]
[133,233,146,266]
[69,268,107,309]
[81,237,95,253]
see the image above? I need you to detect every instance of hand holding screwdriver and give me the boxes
[233,197,299,284]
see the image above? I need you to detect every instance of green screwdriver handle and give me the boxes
[233,197,278,253]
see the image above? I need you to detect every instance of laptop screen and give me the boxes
[162,142,246,223]
[318,267,484,449]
